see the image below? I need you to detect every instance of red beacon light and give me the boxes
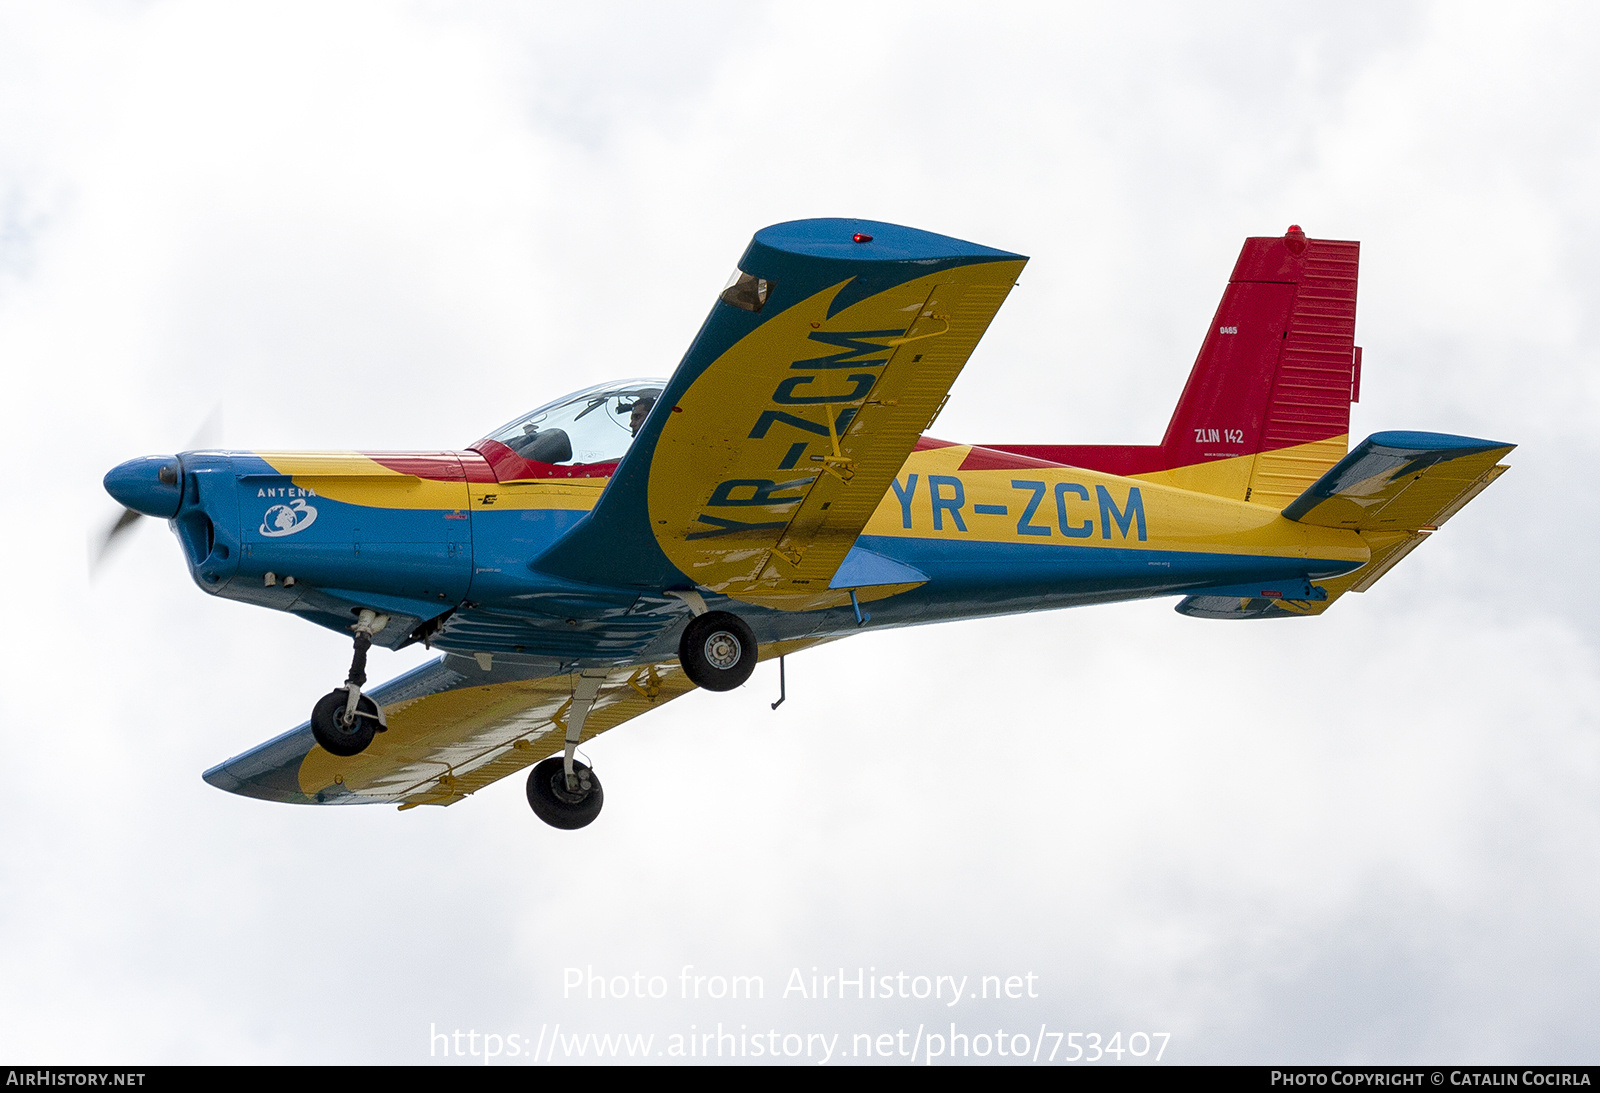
[1284,223,1308,255]
[852,232,873,243]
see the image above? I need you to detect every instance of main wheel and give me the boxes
[310,688,381,757]
[678,611,757,692]
[526,756,604,830]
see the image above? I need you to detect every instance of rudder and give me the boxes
[986,226,1361,503]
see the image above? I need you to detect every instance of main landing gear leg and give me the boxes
[527,669,608,830]
[310,609,390,758]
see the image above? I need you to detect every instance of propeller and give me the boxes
[91,407,222,577]
[92,506,147,573]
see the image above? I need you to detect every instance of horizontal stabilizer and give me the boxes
[1179,430,1513,620]
[1176,527,1437,620]
[1282,430,1513,530]
[1177,595,1314,620]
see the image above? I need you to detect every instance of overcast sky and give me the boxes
[2,1,1597,1065]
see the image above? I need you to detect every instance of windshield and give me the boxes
[479,378,667,466]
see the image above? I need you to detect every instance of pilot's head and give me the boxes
[629,397,657,437]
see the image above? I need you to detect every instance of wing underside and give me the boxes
[204,638,826,808]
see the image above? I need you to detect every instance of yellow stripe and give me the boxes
[1126,435,1350,504]
[255,452,468,510]
[863,445,1368,563]
[468,480,607,512]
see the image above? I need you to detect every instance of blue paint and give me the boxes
[849,534,1358,600]
[748,407,857,441]
[468,507,586,602]
[791,329,898,370]
[750,409,830,439]
[686,514,788,540]
[1368,430,1511,451]
[1010,480,1049,536]
[1097,484,1147,541]
[1189,579,1327,601]
[1054,482,1093,538]
[929,475,967,532]
[891,474,918,529]
[773,373,877,405]
[706,478,809,507]
[103,455,183,518]
[829,545,930,589]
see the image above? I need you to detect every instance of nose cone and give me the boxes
[104,455,183,518]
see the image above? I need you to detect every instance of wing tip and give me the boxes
[202,726,321,805]
[752,218,1027,263]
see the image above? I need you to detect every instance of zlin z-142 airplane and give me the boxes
[102,219,1513,829]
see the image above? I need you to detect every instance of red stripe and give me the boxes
[977,444,1170,476]
[469,440,619,482]
[364,452,466,480]
[957,445,1069,471]
[458,450,498,483]
[361,451,500,483]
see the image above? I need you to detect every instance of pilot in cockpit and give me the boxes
[628,396,656,437]
[487,380,666,467]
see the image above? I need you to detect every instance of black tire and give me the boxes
[311,688,381,757]
[678,611,757,692]
[526,756,604,830]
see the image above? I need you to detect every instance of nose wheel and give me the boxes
[526,756,604,829]
[309,609,390,757]
[311,687,382,757]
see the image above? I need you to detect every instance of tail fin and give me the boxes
[986,226,1361,503]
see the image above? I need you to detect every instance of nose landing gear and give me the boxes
[310,609,390,757]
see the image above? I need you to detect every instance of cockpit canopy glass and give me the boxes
[480,378,667,466]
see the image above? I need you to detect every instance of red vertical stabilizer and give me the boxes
[980,227,1360,501]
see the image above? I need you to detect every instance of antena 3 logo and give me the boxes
[257,486,319,537]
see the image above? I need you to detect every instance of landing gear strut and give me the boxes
[524,669,610,829]
[310,609,390,757]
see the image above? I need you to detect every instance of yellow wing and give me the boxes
[649,264,1024,610]
[205,638,828,808]
[530,219,1026,611]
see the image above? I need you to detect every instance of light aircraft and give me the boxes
[102,219,1513,829]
